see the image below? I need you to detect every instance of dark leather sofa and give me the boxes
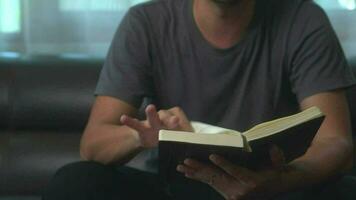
[0,55,355,200]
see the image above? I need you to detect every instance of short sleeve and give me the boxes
[95,7,154,108]
[288,2,356,102]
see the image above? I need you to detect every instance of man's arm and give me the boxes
[80,96,142,165]
[280,89,353,191]
[80,96,193,165]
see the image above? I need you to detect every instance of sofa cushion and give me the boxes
[0,133,81,195]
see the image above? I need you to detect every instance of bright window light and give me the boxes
[338,0,356,10]
[0,0,21,33]
[60,0,149,11]
[315,0,356,10]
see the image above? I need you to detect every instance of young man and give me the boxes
[44,0,355,199]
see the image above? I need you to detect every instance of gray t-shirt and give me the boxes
[95,0,355,172]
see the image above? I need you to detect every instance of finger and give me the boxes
[209,155,258,196]
[179,161,250,199]
[210,154,256,184]
[158,110,179,129]
[181,162,247,198]
[168,116,179,128]
[269,145,286,168]
[181,159,220,184]
[183,158,206,170]
[181,160,227,186]
[168,107,194,131]
[183,163,220,185]
[176,164,196,175]
[178,159,217,183]
[120,115,146,133]
[145,105,161,129]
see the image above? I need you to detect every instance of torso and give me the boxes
[135,0,305,131]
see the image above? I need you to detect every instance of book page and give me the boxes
[243,107,323,141]
[159,130,246,148]
[191,121,241,135]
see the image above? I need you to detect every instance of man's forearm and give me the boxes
[277,136,353,194]
[80,124,143,165]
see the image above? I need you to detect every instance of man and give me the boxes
[43,0,356,199]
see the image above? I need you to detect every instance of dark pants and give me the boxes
[42,161,170,200]
[43,161,356,200]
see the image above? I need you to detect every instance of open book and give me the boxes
[159,107,324,182]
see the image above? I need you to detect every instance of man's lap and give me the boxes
[42,161,168,200]
[43,161,356,200]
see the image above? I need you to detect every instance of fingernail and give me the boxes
[146,105,155,112]
[120,115,127,122]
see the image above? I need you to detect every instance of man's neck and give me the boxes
[193,0,256,49]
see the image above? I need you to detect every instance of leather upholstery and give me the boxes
[0,133,81,195]
[0,55,355,197]
[0,56,102,196]
[0,56,101,131]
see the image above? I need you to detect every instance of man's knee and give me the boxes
[43,161,119,200]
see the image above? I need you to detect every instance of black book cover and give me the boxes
[159,116,324,184]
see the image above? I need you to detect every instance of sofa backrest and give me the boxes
[0,55,355,134]
[0,56,102,132]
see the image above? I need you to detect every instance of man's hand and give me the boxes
[177,146,286,200]
[120,105,193,149]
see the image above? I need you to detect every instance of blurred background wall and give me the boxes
[0,0,355,59]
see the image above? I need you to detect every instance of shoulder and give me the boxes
[283,0,332,33]
[293,0,331,28]
[285,0,334,44]
[269,0,326,16]
[262,0,333,48]
[265,0,329,26]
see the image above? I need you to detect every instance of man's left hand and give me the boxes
[176,146,286,200]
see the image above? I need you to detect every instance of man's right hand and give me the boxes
[120,105,194,149]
